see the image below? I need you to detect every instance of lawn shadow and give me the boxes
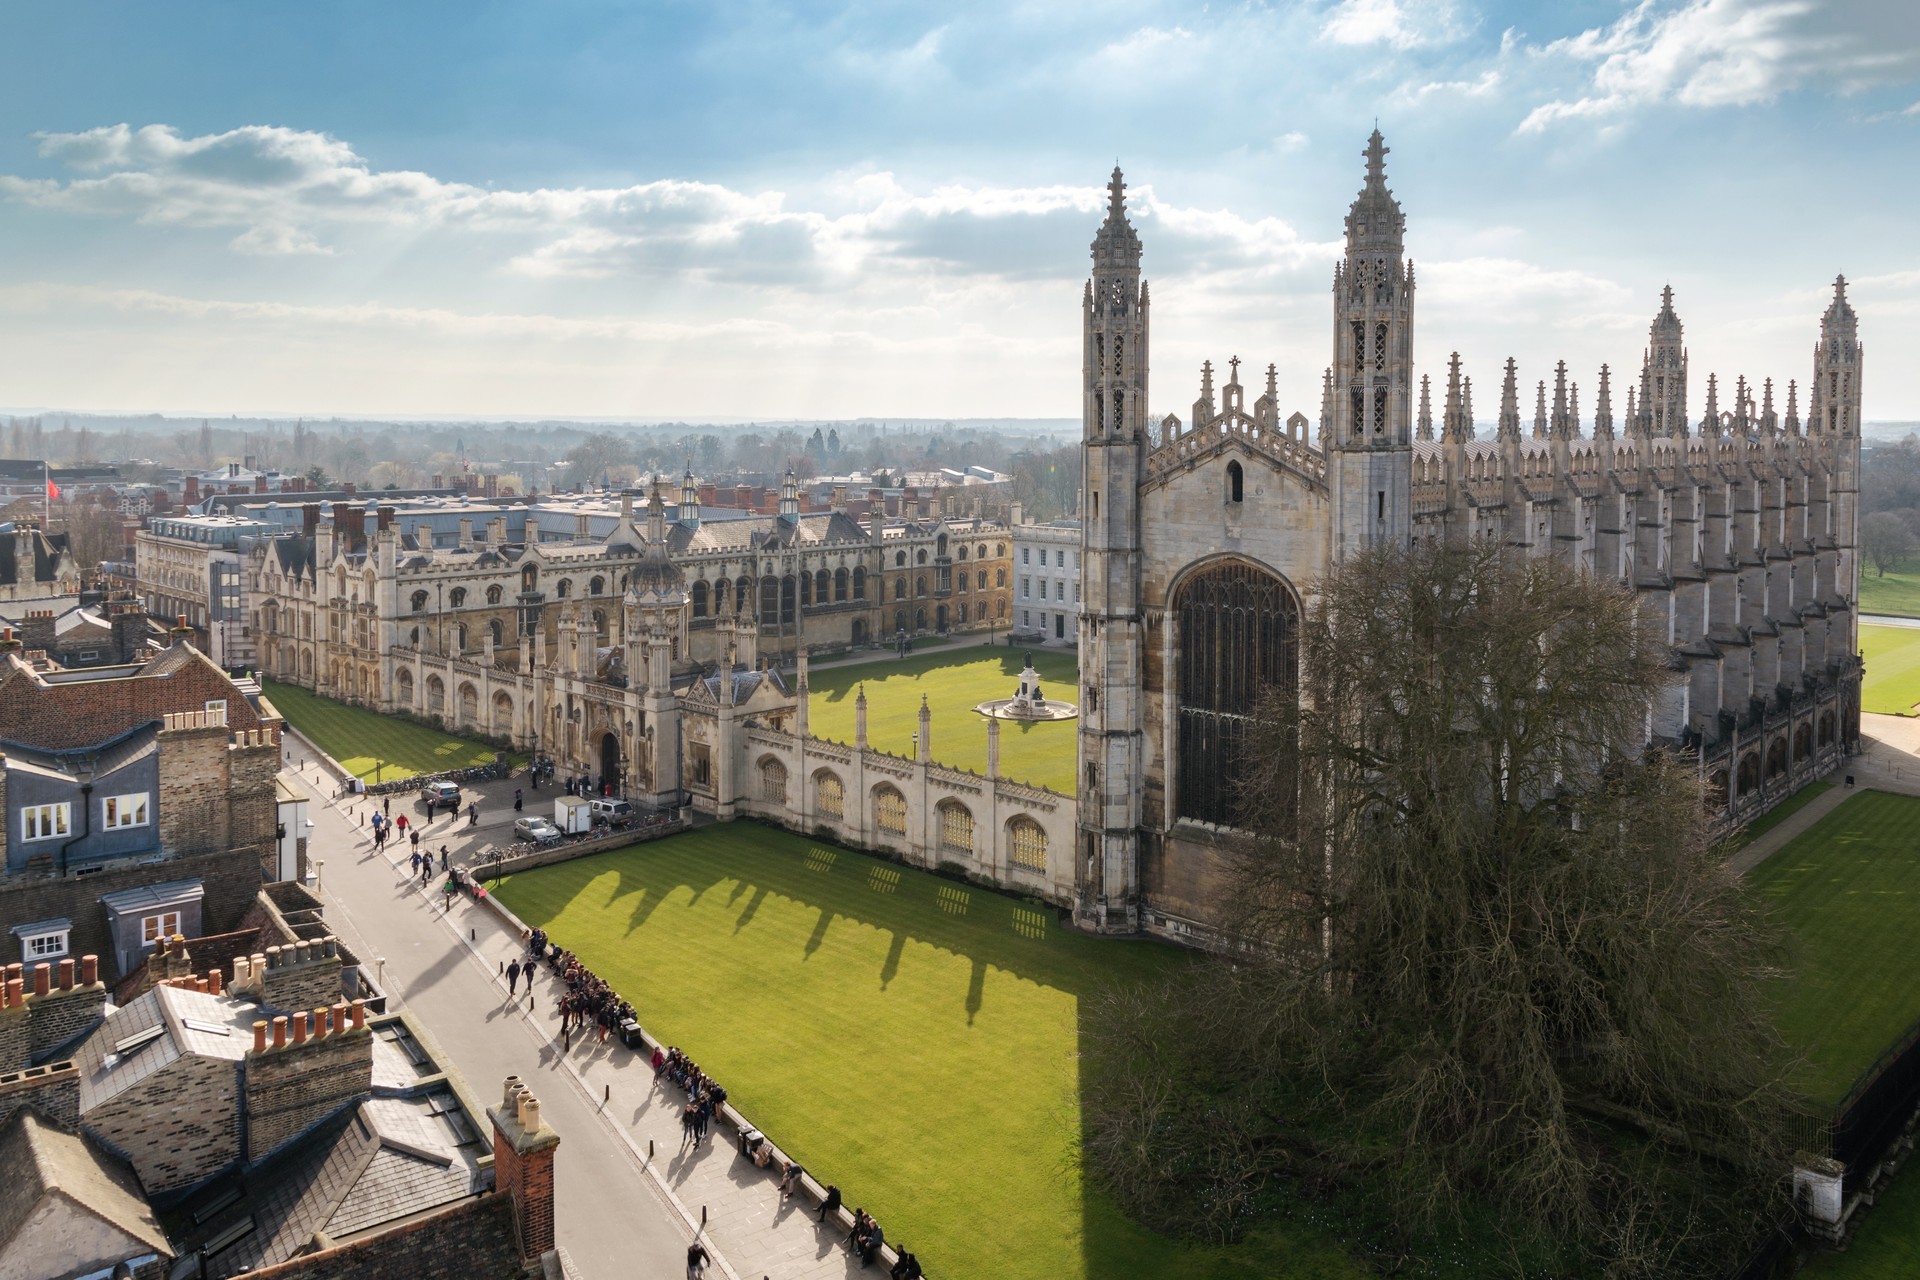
[879,930,905,989]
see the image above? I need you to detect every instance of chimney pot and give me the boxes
[56,958,74,990]
[32,964,50,998]
[503,1075,523,1108]
[271,1016,288,1049]
[323,935,338,958]
[209,968,223,996]
[518,1094,542,1132]
[254,1020,269,1053]
[294,940,310,964]
[350,999,366,1030]
[291,1012,307,1045]
[5,979,20,1007]
[250,953,266,979]
[81,955,97,986]
[333,1000,349,1034]
[313,1007,330,1039]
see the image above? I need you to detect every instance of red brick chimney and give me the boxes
[184,476,200,505]
[489,1076,560,1269]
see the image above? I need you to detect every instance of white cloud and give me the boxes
[0,122,1326,290]
[1320,0,1463,50]
[1516,0,1920,134]
[1394,68,1503,105]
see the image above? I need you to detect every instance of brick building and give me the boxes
[0,943,566,1279]
[0,638,283,982]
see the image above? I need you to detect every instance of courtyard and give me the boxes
[1748,790,1920,1104]
[1862,623,1920,716]
[262,677,516,780]
[493,824,1364,1280]
[805,645,1081,794]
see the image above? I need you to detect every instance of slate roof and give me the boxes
[0,1110,171,1263]
[170,1091,488,1278]
[75,983,253,1114]
[0,525,72,588]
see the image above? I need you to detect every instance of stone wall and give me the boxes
[243,1008,372,1160]
[85,1048,241,1193]
[0,1060,79,1132]
[724,725,1077,908]
[0,843,268,984]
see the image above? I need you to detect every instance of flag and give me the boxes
[45,479,59,500]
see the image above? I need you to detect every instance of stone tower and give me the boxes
[1811,275,1863,438]
[1326,129,1415,559]
[1634,286,1688,438]
[1075,167,1148,932]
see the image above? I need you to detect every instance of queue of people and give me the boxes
[515,925,919,1274]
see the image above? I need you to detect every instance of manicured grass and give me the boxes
[1861,624,1920,716]
[806,646,1080,793]
[495,826,1365,1280]
[1747,791,1920,1104]
[1859,555,1920,618]
[1729,781,1833,849]
[262,678,515,781]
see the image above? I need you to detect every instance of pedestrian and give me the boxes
[410,828,421,855]
[440,847,449,872]
[396,813,408,833]
[817,1184,841,1222]
[410,850,422,876]
[686,1240,710,1279]
[779,1159,803,1200]
[514,787,523,812]
[507,959,522,995]
[443,879,456,911]
[468,801,479,827]
[383,795,390,816]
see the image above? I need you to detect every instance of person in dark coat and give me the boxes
[506,959,522,995]
[514,787,523,811]
[817,1184,841,1222]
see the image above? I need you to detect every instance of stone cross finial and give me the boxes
[1363,129,1389,189]
[1227,355,1240,385]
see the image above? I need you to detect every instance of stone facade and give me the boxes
[1077,132,1863,939]
[242,1009,373,1160]
[243,485,1013,801]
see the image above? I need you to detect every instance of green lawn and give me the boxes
[262,678,515,781]
[1748,791,1920,1104]
[495,826,1364,1280]
[1729,781,1833,849]
[807,646,1080,794]
[1859,555,1920,618]
[1862,624,1920,716]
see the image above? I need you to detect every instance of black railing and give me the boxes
[1831,1010,1920,1189]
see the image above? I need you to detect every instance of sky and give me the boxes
[2,0,1919,424]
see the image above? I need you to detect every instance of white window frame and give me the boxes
[204,698,227,719]
[20,929,68,961]
[22,803,70,843]
[141,911,182,946]
[103,793,150,829]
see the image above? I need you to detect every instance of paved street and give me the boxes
[278,740,699,1280]
[281,733,880,1280]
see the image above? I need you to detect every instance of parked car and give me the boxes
[513,815,563,844]
[418,781,462,812]
[590,798,634,828]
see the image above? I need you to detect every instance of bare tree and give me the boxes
[1862,511,1913,578]
[1084,542,1794,1273]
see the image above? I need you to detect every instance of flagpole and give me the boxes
[43,460,50,530]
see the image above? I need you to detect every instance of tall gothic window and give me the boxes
[1174,560,1298,827]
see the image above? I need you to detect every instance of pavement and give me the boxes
[280,730,881,1280]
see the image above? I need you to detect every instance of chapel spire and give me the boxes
[1498,358,1522,442]
[1090,166,1143,273]
[1417,374,1433,441]
[1594,363,1615,441]
[1442,352,1471,443]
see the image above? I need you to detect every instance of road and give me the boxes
[278,736,699,1280]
